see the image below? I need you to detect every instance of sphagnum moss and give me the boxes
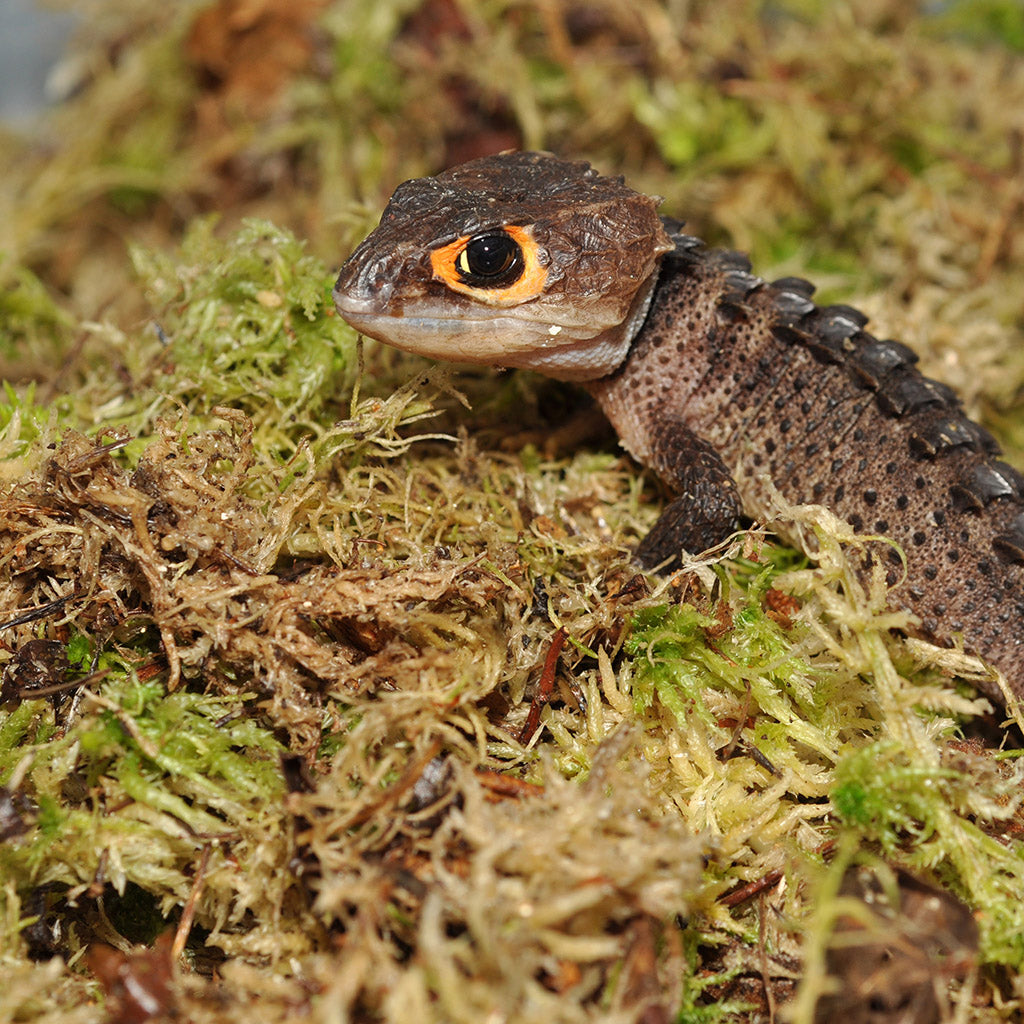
[2,1,1024,1022]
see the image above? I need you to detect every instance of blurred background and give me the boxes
[0,0,76,123]
[2,0,1021,437]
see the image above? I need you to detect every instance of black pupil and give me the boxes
[463,233,520,279]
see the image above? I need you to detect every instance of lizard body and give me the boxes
[334,151,1024,706]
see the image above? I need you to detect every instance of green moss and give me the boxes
[131,217,355,419]
[0,701,50,760]
[832,740,1024,967]
[675,932,752,1023]
[631,80,774,177]
[626,578,821,735]
[0,268,73,359]
[832,742,957,848]
[0,667,285,926]
[928,0,1024,51]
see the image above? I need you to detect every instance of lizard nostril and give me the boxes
[333,254,394,310]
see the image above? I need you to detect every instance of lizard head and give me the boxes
[333,151,673,381]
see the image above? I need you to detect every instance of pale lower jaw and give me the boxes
[337,306,583,362]
[332,269,660,382]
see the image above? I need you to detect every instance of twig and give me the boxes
[518,627,567,745]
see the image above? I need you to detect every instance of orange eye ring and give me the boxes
[430,225,548,306]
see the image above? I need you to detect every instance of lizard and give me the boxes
[332,150,1024,708]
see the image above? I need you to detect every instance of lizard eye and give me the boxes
[429,225,547,305]
[455,232,523,286]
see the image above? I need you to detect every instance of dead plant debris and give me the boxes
[813,863,979,1024]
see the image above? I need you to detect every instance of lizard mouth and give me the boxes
[331,287,387,321]
[333,276,562,350]
[333,293,557,361]
[333,283,627,382]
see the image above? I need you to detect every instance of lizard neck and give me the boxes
[583,251,713,464]
[524,267,663,382]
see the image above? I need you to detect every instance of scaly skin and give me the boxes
[334,152,1024,707]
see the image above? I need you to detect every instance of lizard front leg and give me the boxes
[635,420,742,570]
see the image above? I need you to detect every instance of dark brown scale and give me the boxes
[593,235,1024,705]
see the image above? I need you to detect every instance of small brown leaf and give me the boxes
[764,587,801,629]
[88,931,177,1024]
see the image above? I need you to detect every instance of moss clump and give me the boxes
[832,740,1024,967]
[627,581,822,732]
[831,741,958,847]
[0,383,65,479]
[0,680,287,940]
[130,217,353,418]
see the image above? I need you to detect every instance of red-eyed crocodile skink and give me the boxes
[333,150,1024,707]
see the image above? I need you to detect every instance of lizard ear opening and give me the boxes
[430,225,548,306]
